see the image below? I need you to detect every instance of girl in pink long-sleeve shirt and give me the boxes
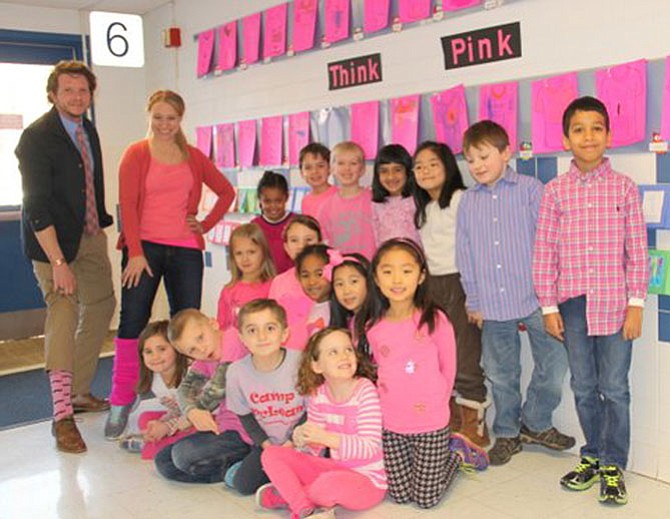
[258,327,386,518]
[361,238,461,509]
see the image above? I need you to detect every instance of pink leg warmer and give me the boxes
[110,337,140,406]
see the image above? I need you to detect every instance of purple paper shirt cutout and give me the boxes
[390,95,420,155]
[531,72,579,153]
[289,112,310,166]
[260,116,284,166]
[293,0,318,52]
[263,3,288,59]
[216,123,235,169]
[479,81,519,150]
[324,0,351,44]
[351,101,380,160]
[238,120,257,167]
[217,22,237,71]
[243,13,262,65]
[364,0,390,33]
[197,29,215,77]
[596,59,647,148]
[398,0,431,23]
[443,0,482,11]
[431,85,469,154]
[196,126,213,158]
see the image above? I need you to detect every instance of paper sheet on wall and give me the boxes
[479,81,519,150]
[663,57,670,141]
[292,0,318,52]
[351,101,379,160]
[288,112,310,165]
[390,95,420,155]
[364,0,390,33]
[260,115,284,166]
[237,120,257,167]
[243,12,262,65]
[431,85,469,154]
[643,190,665,225]
[217,22,237,71]
[443,0,482,10]
[196,29,215,77]
[398,0,431,23]
[215,123,235,169]
[324,0,351,44]
[596,59,647,148]
[195,126,212,158]
[315,107,349,148]
[263,3,288,59]
[531,72,579,153]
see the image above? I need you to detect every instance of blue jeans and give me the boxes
[559,296,632,469]
[482,308,568,438]
[154,430,250,483]
[118,241,203,338]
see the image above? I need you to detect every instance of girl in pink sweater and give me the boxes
[217,223,275,330]
[258,327,386,519]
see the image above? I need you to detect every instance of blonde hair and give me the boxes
[331,141,365,164]
[147,90,189,159]
[168,308,209,345]
[227,223,276,286]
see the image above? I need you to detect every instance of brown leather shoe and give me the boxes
[52,416,87,453]
[72,393,110,413]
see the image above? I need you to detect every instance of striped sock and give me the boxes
[49,370,74,421]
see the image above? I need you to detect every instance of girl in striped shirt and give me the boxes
[258,327,386,519]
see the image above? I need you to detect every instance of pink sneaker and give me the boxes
[255,483,288,510]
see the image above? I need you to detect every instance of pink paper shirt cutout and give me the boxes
[596,59,647,148]
[238,120,257,167]
[662,56,670,141]
[197,29,215,77]
[217,22,237,71]
[479,81,519,150]
[443,0,482,10]
[216,123,235,169]
[390,95,420,155]
[398,0,431,23]
[531,72,579,153]
[195,126,212,158]
[431,85,469,154]
[289,112,311,166]
[324,0,351,44]
[243,12,262,65]
[260,116,284,166]
[263,3,288,59]
[364,0,390,33]
[351,101,380,160]
[292,0,318,52]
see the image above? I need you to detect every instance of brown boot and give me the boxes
[449,397,462,432]
[52,416,87,453]
[456,396,491,448]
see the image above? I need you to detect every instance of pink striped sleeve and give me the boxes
[533,183,561,307]
[623,178,649,300]
[338,381,383,461]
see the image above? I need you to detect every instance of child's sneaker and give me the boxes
[255,483,288,510]
[224,461,243,489]
[599,465,628,505]
[119,435,144,453]
[560,456,600,491]
[449,432,489,471]
[520,424,575,451]
[487,436,522,466]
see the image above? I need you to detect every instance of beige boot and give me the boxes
[456,396,492,448]
[449,396,462,432]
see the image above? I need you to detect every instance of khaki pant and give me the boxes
[33,231,116,394]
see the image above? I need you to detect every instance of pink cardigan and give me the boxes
[117,140,235,257]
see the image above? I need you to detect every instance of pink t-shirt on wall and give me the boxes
[319,188,376,259]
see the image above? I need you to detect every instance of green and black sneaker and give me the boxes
[560,456,600,491]
[599,465,628,505]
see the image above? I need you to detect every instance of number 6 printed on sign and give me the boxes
[90,11,145,68]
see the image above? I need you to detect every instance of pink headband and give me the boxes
[323,249,362,281]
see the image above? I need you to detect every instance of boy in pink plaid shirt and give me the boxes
[532,96,648,506]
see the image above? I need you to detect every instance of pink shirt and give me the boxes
[307,378,387,489]
[367,311,456,434]
[320,188,376,259]
[217,280,272,330]
[302,185,337,220]
[252,213,294,274]
[139,158,199,247]
[371,195,421,247]
[532,158,648,335]
[269,268,314,351]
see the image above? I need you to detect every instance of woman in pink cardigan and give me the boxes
[104,90,235,439]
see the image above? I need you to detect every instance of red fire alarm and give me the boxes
[163,27,181,48]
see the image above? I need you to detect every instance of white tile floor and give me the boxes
[1,413,669,519]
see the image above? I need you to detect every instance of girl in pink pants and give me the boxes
[259,328,386,519]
